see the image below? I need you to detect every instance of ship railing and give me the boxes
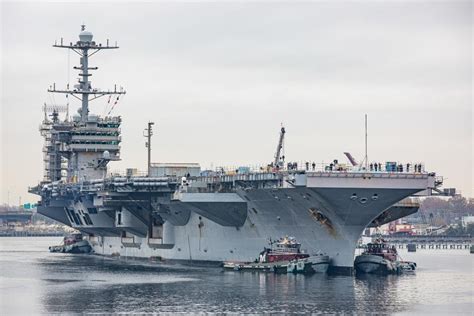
[36,175,178,194]
[108,170,148,177]
[98,115,121,123]
[195,172,283,184]
[41,160,428,193]
[209,161,428,176]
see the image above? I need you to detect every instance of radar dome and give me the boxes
[79,25,93,42]
[103,151,110,159]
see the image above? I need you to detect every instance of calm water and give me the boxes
[0,237,472,315]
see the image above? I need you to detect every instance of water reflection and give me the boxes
[38,255,361,314]
[1,238,472,314]
[354,274,418,313]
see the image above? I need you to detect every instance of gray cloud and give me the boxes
[1,1,472,204]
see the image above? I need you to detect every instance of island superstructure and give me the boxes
[30,26,452,273]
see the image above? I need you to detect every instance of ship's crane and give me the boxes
[273,125,286,168]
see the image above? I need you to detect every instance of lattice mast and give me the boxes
[49,25,125,122]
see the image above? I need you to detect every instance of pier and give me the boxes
[381,235,472,250]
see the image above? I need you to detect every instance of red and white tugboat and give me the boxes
[224,236,330,274]
[354,238,416,274]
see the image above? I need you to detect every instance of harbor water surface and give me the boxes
[0,237,472,314]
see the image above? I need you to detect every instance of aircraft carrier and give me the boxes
[30,26,452,273]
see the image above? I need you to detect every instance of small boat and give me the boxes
[223,236,330,274]
[223,260,311,273]
[354,238,416,275]
[398,261,417,272]
[49,233,92,254]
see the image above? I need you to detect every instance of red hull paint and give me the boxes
[266,253,309,262]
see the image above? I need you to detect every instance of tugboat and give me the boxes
[49,233,92,254]
[223,236,330,274]
[354,238,416,274]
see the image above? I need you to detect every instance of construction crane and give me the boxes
[273,125,286,168]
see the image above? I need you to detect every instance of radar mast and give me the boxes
[48,25,125,122]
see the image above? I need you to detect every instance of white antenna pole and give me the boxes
[365,114,368,170]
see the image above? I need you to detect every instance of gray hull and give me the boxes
[35,165,437,274]
[354,254,397,274]
[69,180,429,273]
[309,255,330,273]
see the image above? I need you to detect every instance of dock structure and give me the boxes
[383,235,473,251]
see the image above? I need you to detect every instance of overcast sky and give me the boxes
[1,1,472,204]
